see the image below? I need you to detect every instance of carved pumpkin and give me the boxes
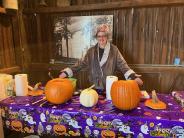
[80,85,98,107]
[101,130,116,138]
[11,120,23,132]
[45,78,74,104]
[53,124,66,135]
[111,80,141,110]
[145,90,166,109]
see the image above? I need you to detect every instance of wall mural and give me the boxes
[53,15,113,63]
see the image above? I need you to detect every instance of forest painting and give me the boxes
[53,15,113,63]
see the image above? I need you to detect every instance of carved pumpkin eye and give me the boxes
[103,121,109,126]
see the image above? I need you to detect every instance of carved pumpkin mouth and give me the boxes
[55,130,65,134]
[12,126,21,130]
[102,135,115,138]
[102,132,115,138]
[101,130,116,138]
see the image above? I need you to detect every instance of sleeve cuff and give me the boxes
[128,73,137,80]
[60,71,69,78]
[62,67,73,78]
[124,69,135,80]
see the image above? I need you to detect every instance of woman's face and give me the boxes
[97,32,108,47]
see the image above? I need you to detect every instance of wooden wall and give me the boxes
[1,0,184,93]
[0,10,22,74]
[28,63,184,93]
[0,15,15,68]
[23,6,184,65]
[23,0,125,8]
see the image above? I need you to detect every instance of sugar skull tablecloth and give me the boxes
[0,93,184,138]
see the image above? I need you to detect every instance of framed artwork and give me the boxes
[53,15,113,63]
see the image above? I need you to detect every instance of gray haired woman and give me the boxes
[59,24,143,91]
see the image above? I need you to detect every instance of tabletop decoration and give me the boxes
[145,90,166,110]
[80,85,98,107]
[45,78,74,104]
[172,91,184,108]
[111,80,141,110]
[28,82,44,96]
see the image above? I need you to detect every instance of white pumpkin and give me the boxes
[79,88,98,107]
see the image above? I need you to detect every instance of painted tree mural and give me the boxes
[54,17,72,59]
[53,15,113,62]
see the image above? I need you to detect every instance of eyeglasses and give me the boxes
[97,35,107,38]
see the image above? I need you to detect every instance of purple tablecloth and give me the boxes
[0,93,184,138]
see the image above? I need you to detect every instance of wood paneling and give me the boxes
[0,8,22,74]
[0,66,21,74]
[23,1,184,14]
[23,0,184,9]
[18,0,184,92]
[28,63,184,93]
[23,6,184,65]
[0,15,16,68]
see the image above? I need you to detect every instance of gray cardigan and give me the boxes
[63,43,135,89]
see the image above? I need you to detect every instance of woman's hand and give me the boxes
[134,77,143,86]
[59,72,67,78]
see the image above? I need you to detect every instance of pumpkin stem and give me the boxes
[151,90,159,103]
[88,84,95,90]
[34,82,41,90]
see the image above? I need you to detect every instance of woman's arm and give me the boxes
[116,49,143,85]
[59,50,90,78]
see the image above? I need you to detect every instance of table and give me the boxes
[0,93,184,138]
[0,109,4,138]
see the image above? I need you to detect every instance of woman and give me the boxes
[59,24,143,90]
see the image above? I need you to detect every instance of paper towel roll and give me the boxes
[15,74,28,96]
[106,76,118,100]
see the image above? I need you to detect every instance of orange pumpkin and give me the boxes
[11,120,23,132]
[53,124,66,135]
[101,130,116,138]
[45,78,74,104]
[111,80,141,110]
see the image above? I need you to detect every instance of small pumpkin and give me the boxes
[111,80,141,110]
[101,130,116,138]
[80,85,98,107]
[11,120,23,132]
[53,124,66,135]
[28,82,44,96]
[145,90,166,109]
[28,90,44,96]
[45,78,74,104]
